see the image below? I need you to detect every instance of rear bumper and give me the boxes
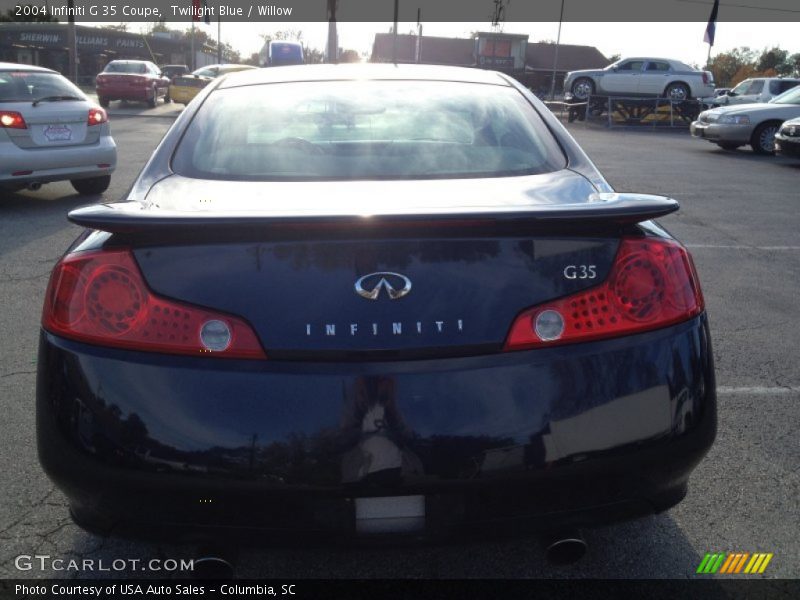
[169,86,202,104]
[96,85,151,101]
[37,315,716,541]
[0,137,116,185]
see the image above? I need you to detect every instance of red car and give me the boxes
[95,60,170,108]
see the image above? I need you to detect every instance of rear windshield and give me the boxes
[104,62,147,74]
[0,70,84,103]
[171,80,566,181]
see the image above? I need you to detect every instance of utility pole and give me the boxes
[67,0,77,83]
[326,0,338,63]
[392,0,399,63]
[549,0,565,101]
[217,13,222,63]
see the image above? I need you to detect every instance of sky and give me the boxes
[103,21,799,67]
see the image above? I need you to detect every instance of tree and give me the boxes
[607,53,621,63]
[790,53,800,77]
[756,46,792,76]
[105,23,129,32]
[708,46,757,87]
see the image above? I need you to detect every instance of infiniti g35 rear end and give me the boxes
[37,65,715,541]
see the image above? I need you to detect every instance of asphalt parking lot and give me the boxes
[0,113,798,580]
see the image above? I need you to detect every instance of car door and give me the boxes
[639,60,671,95]
[602,60,644,95]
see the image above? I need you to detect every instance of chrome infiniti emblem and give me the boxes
[354,272,412,300]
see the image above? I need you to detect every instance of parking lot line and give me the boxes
[686,245,800,251]
[717,386,800,395]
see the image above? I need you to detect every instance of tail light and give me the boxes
[702,72,711,85]
[87,107,107,126]
[0,111,27,129]
[42,249,266,359]
[504,238,704,351]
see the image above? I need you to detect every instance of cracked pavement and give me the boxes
[0,117,798,580]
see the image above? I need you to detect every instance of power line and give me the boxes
[674,0,800,15]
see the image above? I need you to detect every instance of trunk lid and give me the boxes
[70,171,678,358]
[4,100,95,149]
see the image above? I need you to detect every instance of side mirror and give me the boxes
[728,91,737,96]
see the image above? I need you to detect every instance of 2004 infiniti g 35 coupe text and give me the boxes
[37,65,715,543]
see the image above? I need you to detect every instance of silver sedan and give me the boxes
[690,85,800,154]
[0,62,116,195]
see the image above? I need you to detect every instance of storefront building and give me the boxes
[0,23,197,85]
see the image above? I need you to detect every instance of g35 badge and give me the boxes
[563,265,597,280]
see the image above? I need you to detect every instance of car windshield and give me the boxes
[0,70,84,103]
[172,80,566,181]
[105,62,147,74]
[769,86,800,105]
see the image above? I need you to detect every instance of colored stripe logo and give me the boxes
[697,552,773,574]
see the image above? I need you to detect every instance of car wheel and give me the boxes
[717,142,741,151]
[98,97,110,108]
[71,176,111,196]
[664,82,690,102]
[750,122,780,155]
[147,87,157,108]
[571,78,595,101]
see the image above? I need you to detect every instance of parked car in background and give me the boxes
[266,41,305,66]
[38,65,715,546]
[0,62,115,195]
[158,64,189,102]
[713,88,731,97]
[712,77,800,107]
[774,116,800,158]
[168,64,257,106]
[95,60,170,108]
[691,85,800,154]
[565,58,715,102]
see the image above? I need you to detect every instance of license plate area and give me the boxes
[42,124,73,142]
[354,495,425,534]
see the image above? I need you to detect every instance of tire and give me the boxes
[750,122,780,155]
[664,82,690,102]
[717,142,741,151]
[147,87,157,108]
[571,77,595,101]
[71,175,111,196]
[98,97,110,108]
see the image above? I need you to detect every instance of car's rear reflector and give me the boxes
[504,237,704,350]
[42,249,266,359]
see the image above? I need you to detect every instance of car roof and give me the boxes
[218,64,512,89]
[0,61,56,73]
[108,59,149,64]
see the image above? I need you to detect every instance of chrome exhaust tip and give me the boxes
[27,182,42,191]
[543,530,588,565]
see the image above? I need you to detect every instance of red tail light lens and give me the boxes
[0,111,27,129]
[87,107,107,126]
[42,249,266,359]
[504,238,704,351]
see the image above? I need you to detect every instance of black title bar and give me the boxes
[2,0,800,22]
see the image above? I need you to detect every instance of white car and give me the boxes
[0,62,116,195]
[565,57,715,102]
[713,77,800,106]
[691,85,800,154]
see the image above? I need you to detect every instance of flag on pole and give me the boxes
[191,0,211,24]
[704,0,720,46]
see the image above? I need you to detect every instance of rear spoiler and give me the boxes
[67,193,679,234]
